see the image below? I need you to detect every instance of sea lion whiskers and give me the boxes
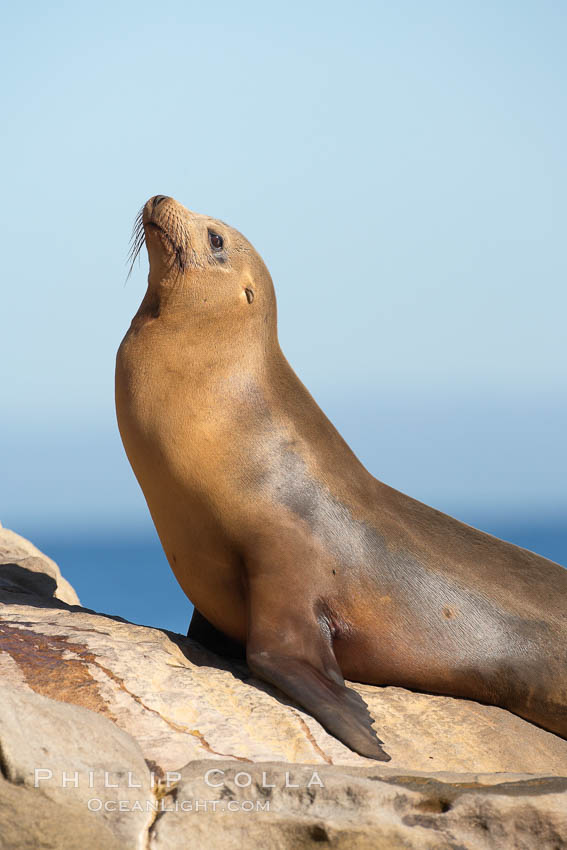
[127,203,199,280]
[126,206,145,280]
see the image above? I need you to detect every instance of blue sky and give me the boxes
[2,1,566,537]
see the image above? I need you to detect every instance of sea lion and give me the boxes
[116,195,567,761]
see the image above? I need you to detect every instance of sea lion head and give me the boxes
[129,195,276,339]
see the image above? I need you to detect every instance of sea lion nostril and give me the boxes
[152,195,168,209]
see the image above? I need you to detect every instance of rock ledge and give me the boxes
[1,525,566,849]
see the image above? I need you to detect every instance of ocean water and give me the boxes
[31,518,567,636]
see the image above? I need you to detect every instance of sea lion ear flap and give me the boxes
[241,272,255,305]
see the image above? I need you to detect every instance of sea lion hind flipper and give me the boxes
[246,640,390,762]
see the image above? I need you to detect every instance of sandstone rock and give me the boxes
[0,775,123,850]
[0,526,79,606]
[0,686,153,849]
[1,526,566,849]
[149,761,567,850]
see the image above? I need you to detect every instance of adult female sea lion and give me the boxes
[116,195,567,761]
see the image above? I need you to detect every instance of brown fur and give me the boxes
[116,195,567,760]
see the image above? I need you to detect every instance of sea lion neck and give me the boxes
[126,278,281,383]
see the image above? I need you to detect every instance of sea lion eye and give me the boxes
[209,231,223,250]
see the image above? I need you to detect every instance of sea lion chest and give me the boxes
[116,322,249,638]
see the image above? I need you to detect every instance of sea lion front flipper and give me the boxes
[246,602,390,761]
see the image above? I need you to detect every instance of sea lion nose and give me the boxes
[152,195,169,209]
